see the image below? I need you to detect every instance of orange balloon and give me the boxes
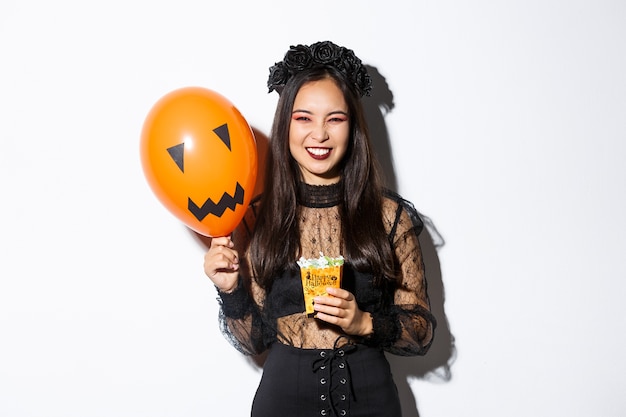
[140,87,258,237]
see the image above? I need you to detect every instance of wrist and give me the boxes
[216,275,241,294]
[218,284,237,294]
[360,312,374,337]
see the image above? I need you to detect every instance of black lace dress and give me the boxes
[217,182,436,417]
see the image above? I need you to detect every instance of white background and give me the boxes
[1,1,625,416]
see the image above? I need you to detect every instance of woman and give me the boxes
[204,41,436,417]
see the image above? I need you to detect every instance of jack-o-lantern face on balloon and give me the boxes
[140,87,258,237]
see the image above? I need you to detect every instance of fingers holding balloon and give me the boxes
[205,238,238,267]
[204,236,240,292]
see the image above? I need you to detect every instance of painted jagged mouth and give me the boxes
[188,183,244,221]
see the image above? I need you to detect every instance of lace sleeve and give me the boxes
[370,192,436,356]
[216,201,268,356]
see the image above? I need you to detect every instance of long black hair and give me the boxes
[249,66,397,290]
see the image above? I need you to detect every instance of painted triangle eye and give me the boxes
[213,123,232,151]
[141,87,258,237]
[167,143,185,172]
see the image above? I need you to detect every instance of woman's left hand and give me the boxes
[313,287,373,337]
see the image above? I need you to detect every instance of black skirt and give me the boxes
[251,341,402,417]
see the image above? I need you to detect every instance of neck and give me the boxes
[297,181,342,208]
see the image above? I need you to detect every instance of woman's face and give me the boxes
[289,78,350,185]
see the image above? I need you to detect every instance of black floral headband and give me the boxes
[267,41,373,97]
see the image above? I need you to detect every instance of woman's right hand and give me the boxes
[204,236,240,293]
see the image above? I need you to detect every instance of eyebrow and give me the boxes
[291,109,349,116]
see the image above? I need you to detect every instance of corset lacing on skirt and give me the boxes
[311,336,357,416]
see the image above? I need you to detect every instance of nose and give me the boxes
[311,122,329,142]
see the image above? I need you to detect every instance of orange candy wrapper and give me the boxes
[297,253,344,317]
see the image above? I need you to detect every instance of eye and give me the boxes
[292,113,311,122]
[327,115,348,124]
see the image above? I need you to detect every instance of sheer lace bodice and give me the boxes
[217,183,435,356]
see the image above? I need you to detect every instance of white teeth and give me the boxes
[307,148,330,156]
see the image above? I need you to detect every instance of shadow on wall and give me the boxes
[363,65,456,417]
[192,68,456,416]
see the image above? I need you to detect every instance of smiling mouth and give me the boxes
[307,147,331,160]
